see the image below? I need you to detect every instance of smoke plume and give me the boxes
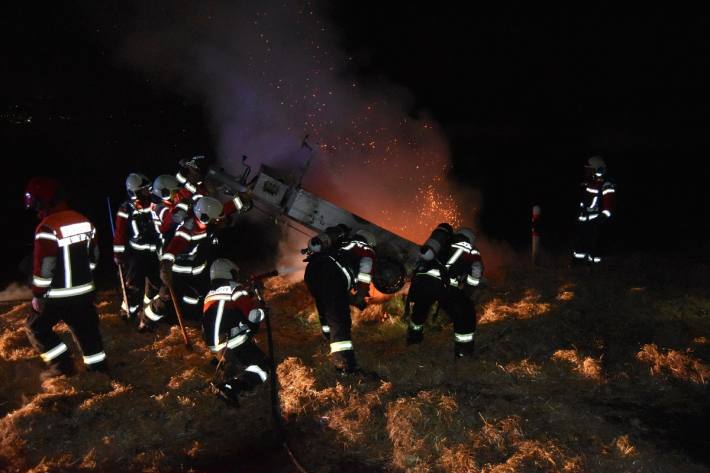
[119,1,514,277]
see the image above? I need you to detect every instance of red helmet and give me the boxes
[25,177,61,212]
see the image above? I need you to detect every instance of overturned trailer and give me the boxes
[205,146,420,294]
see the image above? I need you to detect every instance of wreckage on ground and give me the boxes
[205,143,418,294]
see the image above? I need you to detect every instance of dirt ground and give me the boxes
[1,253,709,472]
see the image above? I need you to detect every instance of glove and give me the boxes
[350,284,370,310]
[31,297,45,313]
[113,256,124,267]
[160,261,173,286]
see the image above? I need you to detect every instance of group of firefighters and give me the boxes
[21,154,614,406]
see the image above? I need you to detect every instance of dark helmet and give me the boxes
[587,155,606,177]
[24,177,62,212]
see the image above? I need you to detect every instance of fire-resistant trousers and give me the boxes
[25,292,107,370]
[409,274,447,327]
[123,248,160,319]
[574,219,606,263]
[304,256,357,371]
[144,272,208,324]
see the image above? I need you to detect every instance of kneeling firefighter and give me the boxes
[406,226,483,359]
[205,259,270,405]
[304,225,376,374]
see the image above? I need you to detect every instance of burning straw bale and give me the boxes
[635,343,709,384]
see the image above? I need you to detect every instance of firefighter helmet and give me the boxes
[353,229,377,247]
[455,227,476,245]
[126,173,151,199]
[152,174,181,200]
[24,177,61,211]
[210,258,240,281]
[587,155,606,176]
[193,196,223,223]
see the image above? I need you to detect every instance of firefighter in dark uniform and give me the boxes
[304,226,376,374]
[24,177,108,378]
[406,226,483,358]
[406,223,454,344]
[204,259,270,405]
[113,173,161,322]
[573,155,616,265]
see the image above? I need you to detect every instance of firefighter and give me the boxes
[24,177,108,378]
[405,222,454,345]
[113,173,161,322]
[304,226,376,374]
[205,259,270,406]
[573,155,616,264]
[143,196,225,328]
[406,227,483,359]
[151,174,190,250]
[176,155,210,202]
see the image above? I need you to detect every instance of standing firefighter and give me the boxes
[304,225,376,374]
[573,156,616,264]
[24,177,108,378]
[113,173,161,322]
[151,174,190,249]
[406,226,483,359]
[205,259,270,405]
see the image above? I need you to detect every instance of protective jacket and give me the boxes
[578,178,615,222]
[113,200,160,259]
[32,205,99,299]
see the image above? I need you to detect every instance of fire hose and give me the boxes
[250,271,309,473]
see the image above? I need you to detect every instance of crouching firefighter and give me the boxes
[406,226,483,359]
[205,259,270,405]
[406,222,454,344]
[304,226,377,374]
[113,173,161,322]
[144,196,230,328]
[24,177,108,378]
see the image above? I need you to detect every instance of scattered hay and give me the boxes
[500,359,542,378]
[551,349,604,381]
[277,356,318,417]
[556,283,575,302]
[636,343,709,384]
[613,435,637,457]
[479,290,551,324]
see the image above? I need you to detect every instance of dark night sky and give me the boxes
[2,3,708,283]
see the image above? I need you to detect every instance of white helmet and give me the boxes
[152,174,181,200]
[193,196,223,223]
[455,227,476,245]
[210,258,239,281]
[126,173,151,199]
[354,229,376,247]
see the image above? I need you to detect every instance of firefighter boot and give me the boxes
[40,355,76,381]
[211,371,263,407]
[406,325,424,345]
[454,341,475,360]
[332,350,358,375]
